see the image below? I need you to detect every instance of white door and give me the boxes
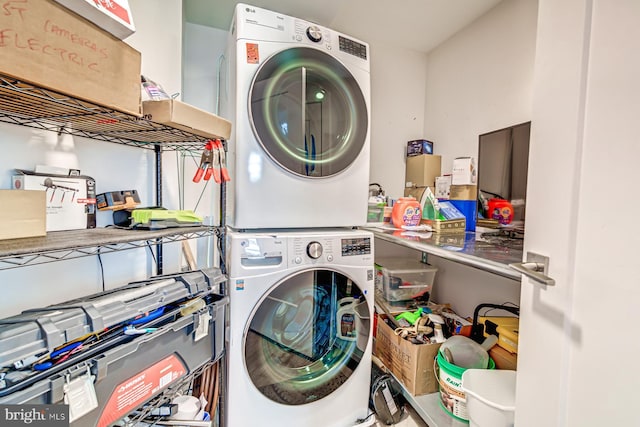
[516,1,640,426]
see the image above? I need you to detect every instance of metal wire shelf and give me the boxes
[122,356,223,427]
[0,226,221,270]
[0,74,223,151]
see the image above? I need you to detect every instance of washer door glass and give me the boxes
[249,47,368,178]
[244,269,370,405]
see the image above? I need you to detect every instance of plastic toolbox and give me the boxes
[0,269,227,426]
[375,257,437,302]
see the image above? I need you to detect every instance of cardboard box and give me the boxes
[405,155,442,188]
[0,190,46,240]
[488,345,517,371]
[451,157,477,185]
[449,199,477,232]
[12,170,96,232]
[53,0,135,40]
[374,314,441,396]
[435,175,451,199]
[403,186,432,204]
[422,218,466,234]
[143,100,232,141]
[0,0,141,116]
[407,139,434,156]
[449,185,477,201]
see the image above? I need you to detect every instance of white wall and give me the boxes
[183,23,229,115]
[0,0,222,317]
[424,0,538,175]
[377,0,538,317]
[367,42,428,199]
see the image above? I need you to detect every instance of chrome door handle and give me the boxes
[509,252,555,286]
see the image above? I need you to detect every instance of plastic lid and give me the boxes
[375,257,438,272]
[461,369,517,411]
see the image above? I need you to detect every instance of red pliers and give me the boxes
[193,140,218,183]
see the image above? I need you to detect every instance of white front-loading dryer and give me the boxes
[222,3,371,229]
[225,229,375,427]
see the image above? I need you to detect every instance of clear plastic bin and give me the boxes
[375,257,437,302]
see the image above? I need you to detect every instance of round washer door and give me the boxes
[249,47,368,178]
[243,269,371,405]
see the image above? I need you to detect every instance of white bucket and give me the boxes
[461,369,516,427]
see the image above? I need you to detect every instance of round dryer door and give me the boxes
[249,47,368,178]
[243,269,371,405]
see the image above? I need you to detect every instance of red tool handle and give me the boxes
[204,167,214,181]
[221,166,230,182]
[213,139,231,182]
[193,168,204,183]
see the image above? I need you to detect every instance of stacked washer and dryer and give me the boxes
[222,3,375,426]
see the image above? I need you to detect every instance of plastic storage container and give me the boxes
[375,257,437,302]
[0,269,227,427]
[461,369,516,427]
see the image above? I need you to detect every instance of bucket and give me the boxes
[461,369,516,427]
[435,350,495,422]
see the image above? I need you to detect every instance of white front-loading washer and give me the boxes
[225,229,375,427]
[222,3,371,229]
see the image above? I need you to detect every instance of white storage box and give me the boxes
[53,0,135,39]
[375,258,437,302]
[452,157,477,185]
[12,170,96,232]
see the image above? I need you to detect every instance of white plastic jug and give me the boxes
[439,335,497,369]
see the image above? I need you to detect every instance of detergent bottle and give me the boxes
[336,298,358,341]
[391,197,421,228]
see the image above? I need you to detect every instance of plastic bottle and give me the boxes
[391,197,421,228]
[336,298,357,341]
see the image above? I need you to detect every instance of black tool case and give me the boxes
[0,268,227,426]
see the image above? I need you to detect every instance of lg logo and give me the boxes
[245,7,255,13]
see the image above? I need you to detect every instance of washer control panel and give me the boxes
[341,237,371,256]
[289,234,372,266]
[306,241,323,259]
[306,25,323,42]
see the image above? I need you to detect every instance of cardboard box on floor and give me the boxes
[0,0,141,116]
[374,314,441,396]
[0,190,46,240]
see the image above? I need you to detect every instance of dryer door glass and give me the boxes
[249,47,368,178]
[244,269,371,405]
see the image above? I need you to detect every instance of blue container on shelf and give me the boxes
[449,199,477,232]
